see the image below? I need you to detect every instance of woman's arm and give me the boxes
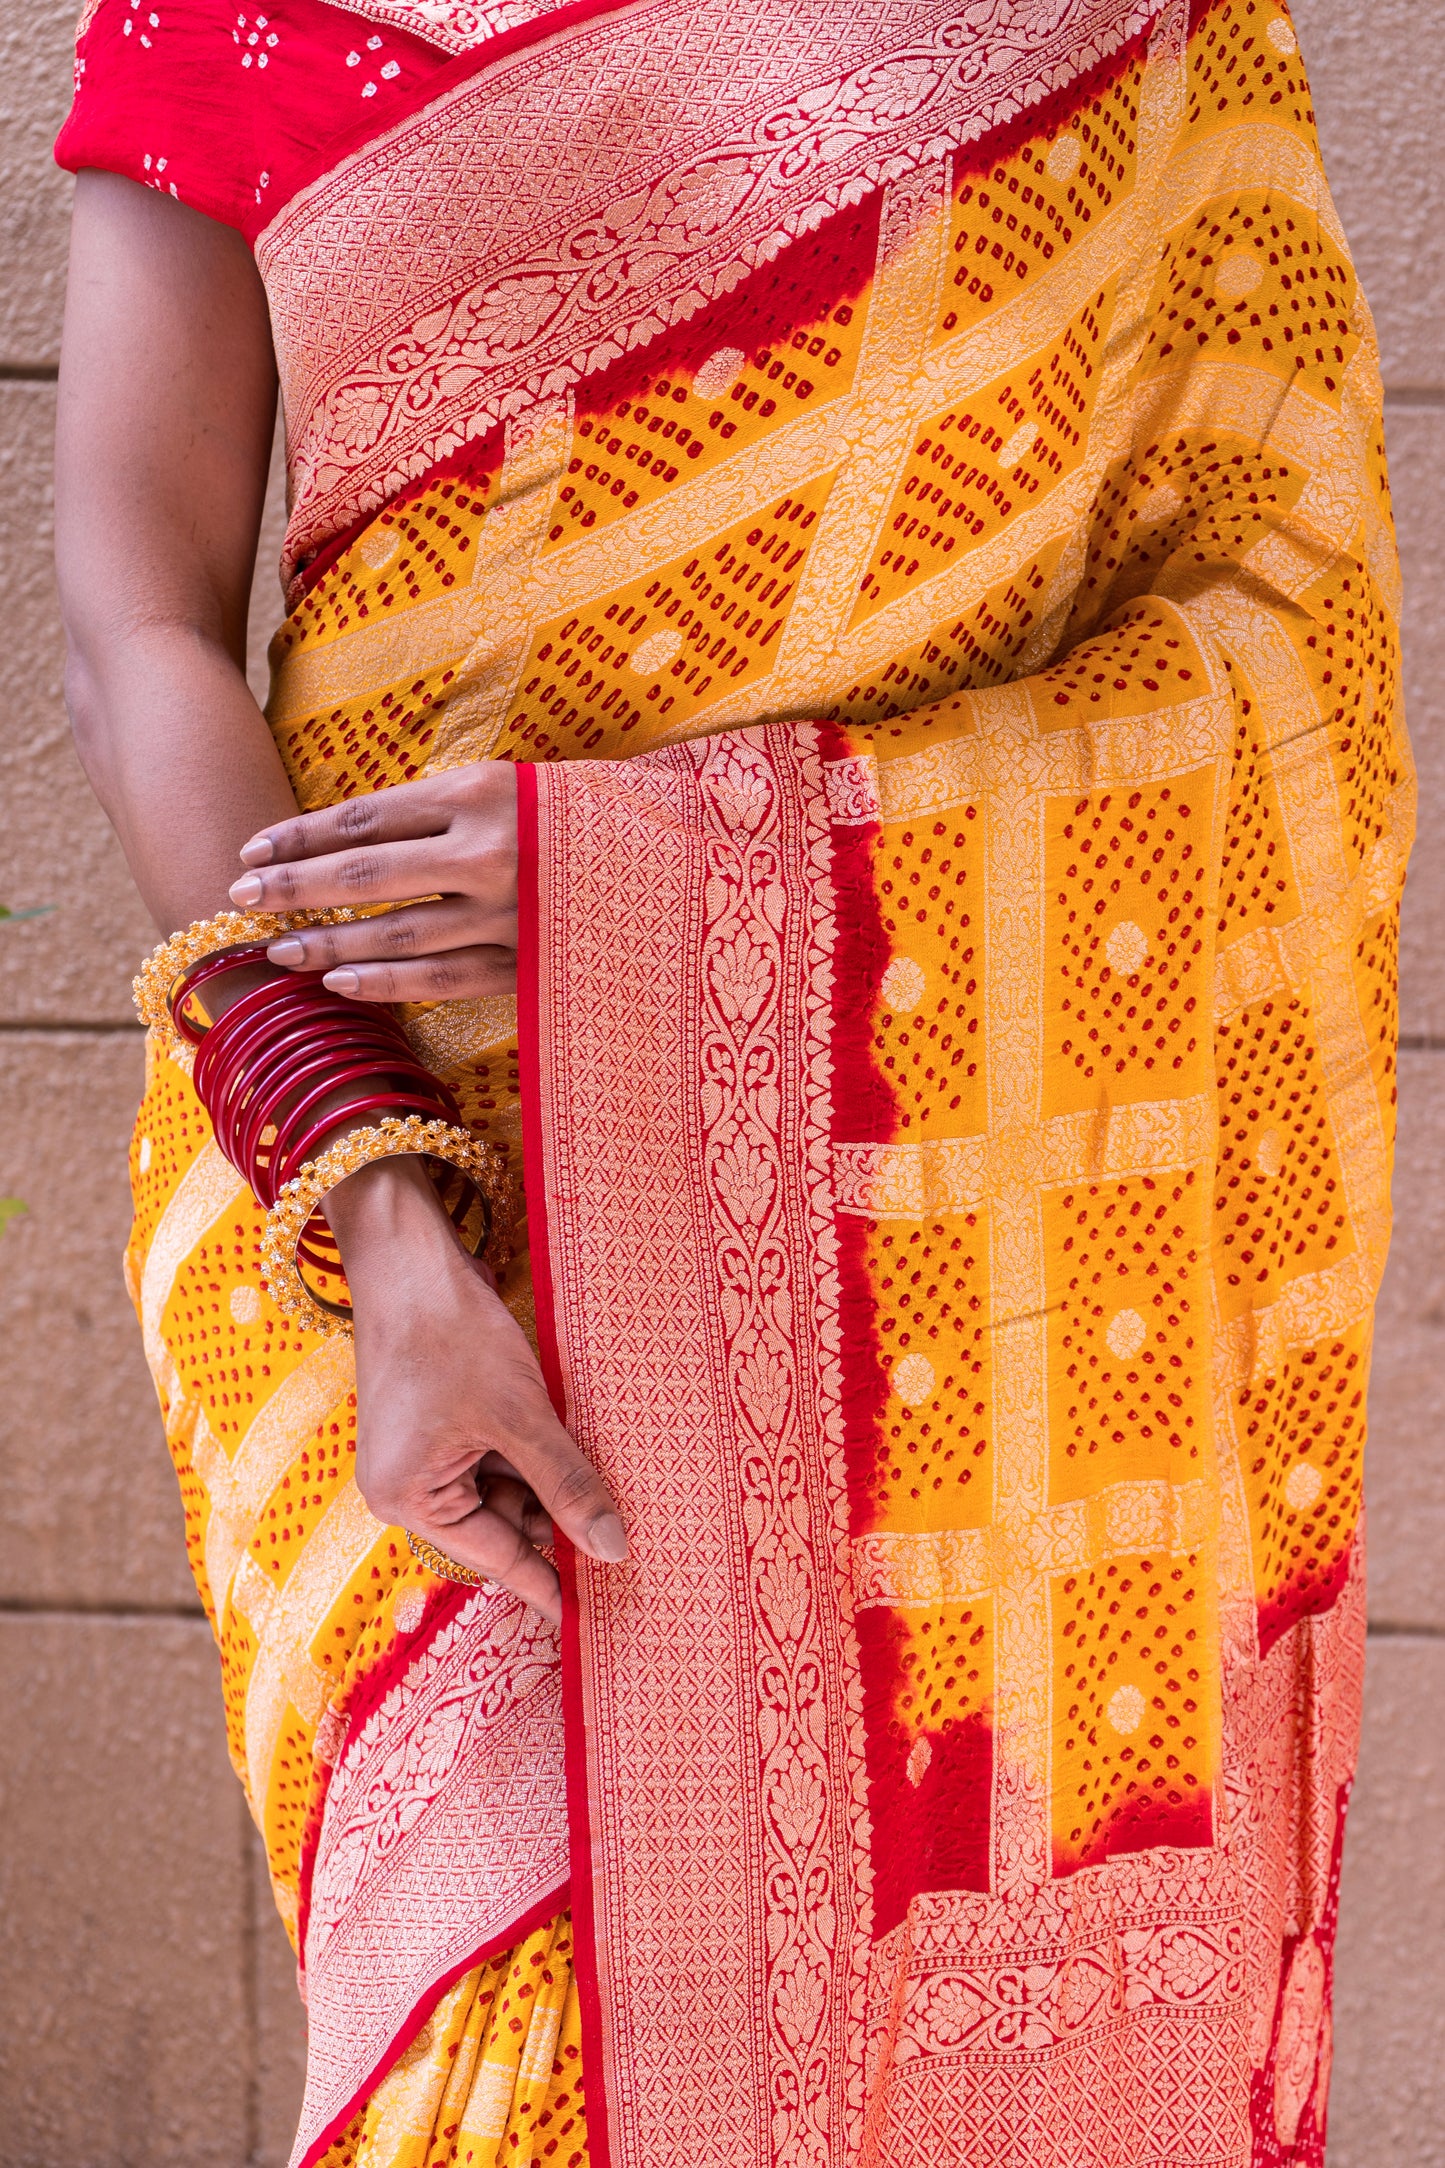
[55,174,625,1619]
[55,170,295,930]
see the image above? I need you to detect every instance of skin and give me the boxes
[55,170,626,1624]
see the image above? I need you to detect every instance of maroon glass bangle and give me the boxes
[244,1062,447,1199]
[170,946,281,1042]
[245,1040,455,1168]
[269,1079,455,1195]
[229,1034,453,1200]
[180,958,300,1052]
[235,1037,451,1184]
[191,972,338,1079]
[264,1055,455,1148]
[193,983,336,1114]
[281,1111,460,1217]
[283,1095,468,1270]
[199,991,411,1103]
[170,939,487,1300]
[291,1137,493,1276]
[191,987,345,1144]
[216,1017,410,1125]
[281,1091,452,1177]
[282,1095,466,1182]
[202,1005,425,1166]
[252,1059,420,1187]
[286,1123,489,1276]
[288,1137,490,1277]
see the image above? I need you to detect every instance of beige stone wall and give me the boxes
[0,5,1438,2161]
[0,11,306,2161]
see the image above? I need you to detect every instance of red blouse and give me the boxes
[56,0,514,243]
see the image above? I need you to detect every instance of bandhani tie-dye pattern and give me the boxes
[62,0,1408,2161]
[311,1912,587,2168]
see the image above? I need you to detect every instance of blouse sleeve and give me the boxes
[56,0,266,234]
[55,0,453,244]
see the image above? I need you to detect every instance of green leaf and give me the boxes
[0,904,55,923]
[0,1199,27,1237]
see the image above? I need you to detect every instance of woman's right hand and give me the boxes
[325,1156,627,1625]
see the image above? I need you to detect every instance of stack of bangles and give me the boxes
[134,908,516,1340]
[135,911,519,1589]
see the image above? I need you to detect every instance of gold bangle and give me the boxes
[133,907,356,1059]
[259,1114,517,1338]
[405,1529,488,1587]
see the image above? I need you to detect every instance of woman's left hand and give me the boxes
[229,761,518,1002]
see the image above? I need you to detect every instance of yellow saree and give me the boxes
[60,0,1407,2160]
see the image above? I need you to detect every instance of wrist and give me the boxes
[323,1150,460,1276]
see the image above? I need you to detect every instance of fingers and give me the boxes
[349,1259,625,1631]
[239,776,458,869]
[508,1416,629,1566]
[265,895,482,971]
[325,945,518,1003]
[233,766,519,923]
[411,1430,624,1626]
[262,897,518,999]
[230,834,471,916]
[476,1468,555,1552]
[379,1461,560,1621]
[239,766,516,870]
[388,1377,626,1571]
[460,1303,629,1566]
[415,1500,563,1625]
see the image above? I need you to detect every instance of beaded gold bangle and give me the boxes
[405,1529,488,1588]
[133,907,356,1061]
[259,1114,517,1337]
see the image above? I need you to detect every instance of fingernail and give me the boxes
[267,938,304,965]
[323,968,360,994]
[240,836,275,867]
[585,1512,629,1564]
[230,874,263,906]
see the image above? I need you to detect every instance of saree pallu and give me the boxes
[59,0,1410,2161]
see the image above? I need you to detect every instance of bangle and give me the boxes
[138,913,510,1330]
[405,1529,488,1588]
[133,908,354,1059]
[170,945,276,1033]
[266,1076,444,1192]
[259,1115,517,1337]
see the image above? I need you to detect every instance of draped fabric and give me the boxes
[60,0,1409,2162]
[311,1912,587,2168]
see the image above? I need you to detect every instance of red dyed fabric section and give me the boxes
[57,0,451,240]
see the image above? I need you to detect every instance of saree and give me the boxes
[57,0,1410,2161]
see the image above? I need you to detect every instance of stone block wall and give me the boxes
[0,3,1439,2161]
[0,11,306,2162]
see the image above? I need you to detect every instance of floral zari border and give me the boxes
[258,0,1168,572]
[291,1589,571,2167]
[519,725,875,2168]
[516,721,1366,2168]
[285,709,1367,2168]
